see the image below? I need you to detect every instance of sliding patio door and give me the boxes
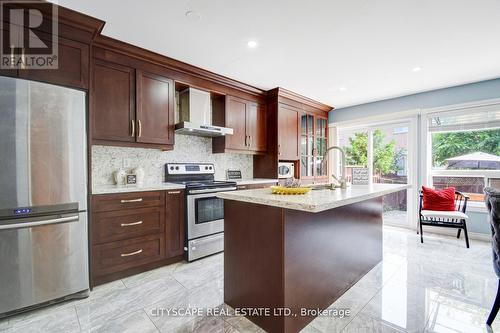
[337,119,417,228]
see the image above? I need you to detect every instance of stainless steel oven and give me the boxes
[187,187,235,240]
[165,163,237,261]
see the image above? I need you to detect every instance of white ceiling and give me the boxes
[55,0,500,108]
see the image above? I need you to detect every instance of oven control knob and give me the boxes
[175,166,179,170]
[205,166,208,170]
[170,166,174,170]
[209,166,213,170]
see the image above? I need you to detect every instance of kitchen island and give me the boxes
[217,183,410,333]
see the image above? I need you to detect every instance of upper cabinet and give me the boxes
[253,88,332,180]
[136,70,174,146]
[91,49,175,150]
[213,95,267,154]
[0,2,104,89]
[300,114,328,182]
[277,104,300,160]
[92,59,135,143]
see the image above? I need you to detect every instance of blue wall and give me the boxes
[329,78,500,124]
[329,78,500,235]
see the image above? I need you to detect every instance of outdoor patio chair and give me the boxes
[418,190,470,248]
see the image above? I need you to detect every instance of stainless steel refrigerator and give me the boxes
[0,76,89,317]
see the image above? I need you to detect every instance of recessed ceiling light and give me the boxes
[339,87,347,92]
[247,40,258,48]
[185,10,201,22]
[412,66,422,72]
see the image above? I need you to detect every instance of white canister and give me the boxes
[114,169,127,186]
[133,167,145,185]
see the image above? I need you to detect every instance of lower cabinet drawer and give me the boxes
[92,234,166,276]
[92,207,165,244]
[92,191,165,212]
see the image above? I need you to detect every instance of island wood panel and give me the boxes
[223,197,383,333]
[224,201,286,333]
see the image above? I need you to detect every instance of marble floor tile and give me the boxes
[2,306,80,333]
[171,254,224,290]
[308,284,378,332]
[424,292,500,333]
[77,276,185,331]
[0,227,494,333]
[122,262,183,288]
[343,312,406,333]
[91,310,159,333]
[359,279,440,333]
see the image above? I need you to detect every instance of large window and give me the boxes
[427,106,500,204]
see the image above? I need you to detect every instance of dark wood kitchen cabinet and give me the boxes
[91,51,175,150]
[17,33,89,90]
[165,190,185,258]
[91,190,184,286]
[92,59,135,143]
[136,70,174,145]
[213,95,266,154]
[277,104,300,161]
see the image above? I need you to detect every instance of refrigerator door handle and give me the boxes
[0,215,79,230]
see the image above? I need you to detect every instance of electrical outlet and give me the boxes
[122,158,131,168]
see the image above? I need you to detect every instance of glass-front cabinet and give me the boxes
[300,113,328,182]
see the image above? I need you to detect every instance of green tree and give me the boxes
[345,129,397,175]
[432,129,500,166]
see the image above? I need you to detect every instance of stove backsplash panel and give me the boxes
[92,134,253,187]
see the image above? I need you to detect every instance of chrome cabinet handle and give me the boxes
[121,249,143,257]
[168,191,181,194]
[137,120,142,138]
[120,198,143,203]
[278,144,281,155]
[249,136,252,147]
[131,119,135,137]
[244,135,248,147]
[121,221,143,227]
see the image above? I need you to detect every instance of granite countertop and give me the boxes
[92,178,278,194]
[92,183,186,195]
[217,183,411,213]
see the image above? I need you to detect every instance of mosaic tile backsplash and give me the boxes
[92,134,253,187]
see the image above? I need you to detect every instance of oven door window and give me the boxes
[195,197,224,224]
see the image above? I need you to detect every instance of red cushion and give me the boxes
[422,186,456,211]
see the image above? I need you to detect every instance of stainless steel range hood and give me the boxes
[175,87,233,137]
[175,122,233,137]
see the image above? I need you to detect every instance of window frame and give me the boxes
[422,105,500,212]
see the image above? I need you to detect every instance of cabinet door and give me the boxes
[315,116,328,179]
[165,190,185,258]
[278,104,300,160]
[300,114,315,179]
[92,59,135,142]
[136,70,174,145]
[225,96,248,151]
[246,102,267,152]
[18,33,89,89]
